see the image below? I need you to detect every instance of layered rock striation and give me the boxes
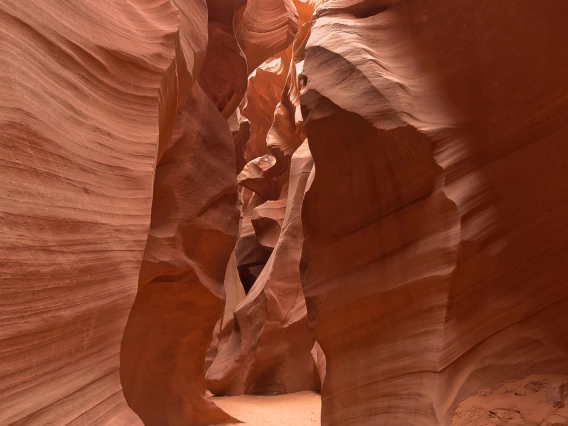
[3,1,568,425]
[300,0,568,425]
[0,0,203,423]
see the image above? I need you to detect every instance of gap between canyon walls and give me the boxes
[120,0,322,425]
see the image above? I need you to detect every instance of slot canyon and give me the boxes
[1,0,568,425]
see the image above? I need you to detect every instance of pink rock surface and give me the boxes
[4,1,568,425]
[300,1,568,425]
[206,253,247,372]
[242,51,293,164]
[200,0,247,118]
[251,200,286,250]
[0,0,201,423]
[208,142,318,396]
[236,0,298,73]
[120,83,239,426]
[0,0,242,424]
[234,210,273,294]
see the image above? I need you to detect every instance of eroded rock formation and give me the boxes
[3,0,568,425]
[120,83,240,426]
[208,142,319,396]
[300,0,568,425]
[0,0,241,424]
[205,0,323,397]
[0,0,197,423]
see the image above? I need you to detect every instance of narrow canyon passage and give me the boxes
[1,0,568,426]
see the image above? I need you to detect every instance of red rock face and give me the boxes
[300,0,568,425]
[204,0,323,397]
[3,0,568,425]
[0,0,239,424]
[120,83,240,426]
[208,142,320,396]
[0,0,198,423]
[236,0,299,73]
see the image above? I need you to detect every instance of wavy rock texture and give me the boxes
[235,209,274,294]
[200,0,247,119]
[206,4,323,396]
[233,49,295,293]
[311,342,327,387]
[205,253,247,372]
[251,200,286,250]
[0,0,206,423]
[4,0,566,425]
[241,51,293,164]
[0,0,243,424]
[236,0,298,73]
[300,1,568,425]
[208,142,319,396]
[121,83,239,426]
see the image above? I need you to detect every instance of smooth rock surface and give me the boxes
[300,1,568,425]
[213,391,321,426]
[236,0,298,73]
[121,83,240,426]
[0,0,200,423]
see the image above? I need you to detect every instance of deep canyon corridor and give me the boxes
[1,0,568,425]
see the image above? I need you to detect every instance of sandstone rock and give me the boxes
[0,0,201,423]
[200,0,248,119]
[199,22,247,118]
[206,1,319,399]
[235,213,273,293]
[223,253,248,326]
[229,110,250,174]
[236,0,298,73]
[251,200,287,250]
[242,51,293,163]
[6,1,568,425]
[205,253,247,372]
[238,155,283,200]
[451,375,568,426]
[208,142,319,396]
[300,1,568,425]
[311,342,327,387]
[121,83,240,426]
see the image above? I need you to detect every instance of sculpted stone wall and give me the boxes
[3,1,567,425]
[300,1,568,425]
[0,0,204,423]
[0,0,241,424]
[208,142,319,396]
[120,83,240,426]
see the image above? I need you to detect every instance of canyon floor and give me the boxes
[213,391,321,425]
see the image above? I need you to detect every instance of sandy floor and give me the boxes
[213,391,321,425]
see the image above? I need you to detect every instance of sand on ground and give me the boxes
[213,391,321,425]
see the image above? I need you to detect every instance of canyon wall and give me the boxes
[2,0,568,425]
[0,0,241,424]
[0,0,194,423]
[300,0,568,425]
[120,83,240,425]
[208,142,319,396]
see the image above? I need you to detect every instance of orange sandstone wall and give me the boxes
[300,1,568,425]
